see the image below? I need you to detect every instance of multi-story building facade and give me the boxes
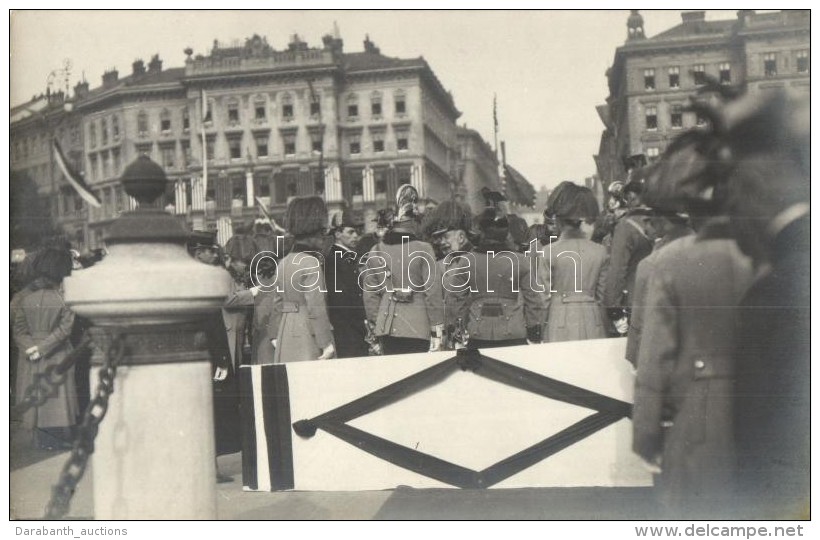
[595,9,810,189]
[456,126,502,213]
[10,33,464,251]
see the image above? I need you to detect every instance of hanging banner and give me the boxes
[241,338,650,491]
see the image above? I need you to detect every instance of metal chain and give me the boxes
[44,332,126,520]
[11,336,93,417]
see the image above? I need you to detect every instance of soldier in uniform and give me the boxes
[324,208,369,359]
[424,199,475,348]
[362,185,445,355]
[444,201,544,349]
[602,163,655,335]
[624,210,693,368]
[269,196,336,363]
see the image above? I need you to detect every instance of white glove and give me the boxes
[640,455,662,475]
[614,317,629,334]
[429,324,444,352]
[250,286,261,297]
[318,343,336,360]
[26,346,41,362]
[213,366,228,381]
[271,339,278,349]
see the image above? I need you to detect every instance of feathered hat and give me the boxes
[546,182,599,222]
[284,196,328,238]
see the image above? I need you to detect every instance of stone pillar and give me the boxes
[64,155,230,519]
[245,169,255,207]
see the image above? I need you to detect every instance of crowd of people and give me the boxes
[9,86,808,516]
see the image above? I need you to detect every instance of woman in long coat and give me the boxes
[270,197,335,363]
[541,183,609,343]
[12,248,78,449]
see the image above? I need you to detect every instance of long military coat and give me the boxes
[270,244,334,363]
[443,241,544,343]
[362,229,444,341]
[632,227,753,509]
[539,229,609,343]
[603,212,653,312]
[12,280,78,429]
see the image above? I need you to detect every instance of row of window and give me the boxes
[11,126,81,162]
[643,104,707,131]
[88,115,122,148]
[86,148,122,182]
[136,128,412,168]
[641,49,809,91]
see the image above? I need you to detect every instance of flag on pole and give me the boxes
[52,139,101,207]
[201,89,209,200]
[493,93,498,134]
[255,196,287,234]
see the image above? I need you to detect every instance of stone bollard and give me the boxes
[64,156,231,519]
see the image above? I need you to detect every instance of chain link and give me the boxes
[11,336,93,417]
[44,332,126,520]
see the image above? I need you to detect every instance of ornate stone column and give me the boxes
[64,155,231,519]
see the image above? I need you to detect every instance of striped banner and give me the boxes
[216,216,233,247]
[240,364,295,491]
[324,165,342,202]
[362,166,375,202]
[191,176,206,212]
[174,179,188,214]
[411,164,424,197]
[241,339,651,492]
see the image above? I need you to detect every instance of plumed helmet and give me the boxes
[395,184,420,221]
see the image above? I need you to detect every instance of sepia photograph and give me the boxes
[7,6,811,529]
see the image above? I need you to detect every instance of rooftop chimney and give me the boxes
[148,54,162,73]
[681,11,706,23]
[363,34,380,54]
[102,69,119,87]
[74,80,89,99]
[132,59,146,76]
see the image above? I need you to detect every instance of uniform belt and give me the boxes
[280,301,300,313]
[560,294,596,304]
[472,292,518,301]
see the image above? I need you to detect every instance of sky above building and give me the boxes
[10,9,740,190]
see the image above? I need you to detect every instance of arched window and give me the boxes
[101,118,109,145]
[394,90,407,115]
[89,121,97,147]
[112,115,120,141]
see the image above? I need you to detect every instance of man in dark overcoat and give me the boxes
[323,209,369,359]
